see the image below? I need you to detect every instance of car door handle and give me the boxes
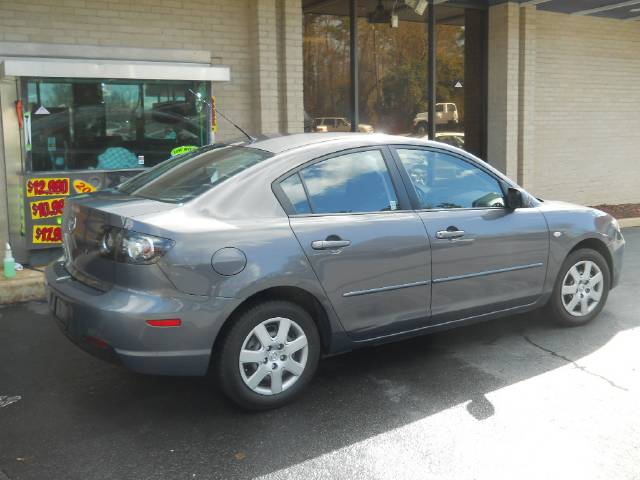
[311,239,351,250]
[435,229,465,239]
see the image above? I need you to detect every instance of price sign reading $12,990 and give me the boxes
[26,177,70,197]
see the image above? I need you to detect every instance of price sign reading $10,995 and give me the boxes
[30,197,66,220]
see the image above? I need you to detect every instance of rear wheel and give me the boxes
[216,301,320,410]
[548,248,610,326]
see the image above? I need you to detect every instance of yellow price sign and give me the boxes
[32,225,63,244]
[30,197,66,220]
[26,177,70,197]
[73,179,98,194]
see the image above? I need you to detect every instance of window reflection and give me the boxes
[299,150,398,214]
[397,149,504,209]
[358,18,428,135]
[303,2,487,157]
[26,78,209,171]
[303,14,351,132]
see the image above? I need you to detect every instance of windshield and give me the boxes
[117,145,273,203]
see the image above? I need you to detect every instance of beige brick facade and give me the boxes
[0,0,305,138]
[487,3,640,206]
[1,1,639,260]
[487,2,520,180]
[0,0,305,254]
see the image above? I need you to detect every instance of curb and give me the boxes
[0,268,46,305]
[620,217,640,229]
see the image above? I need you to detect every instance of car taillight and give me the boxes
[98,227,174,264]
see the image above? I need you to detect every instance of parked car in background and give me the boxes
[47,133,624,410]
[426,132,465,149]
[413,103,459,135]
[315,117,374,133]
[304,111,315,133]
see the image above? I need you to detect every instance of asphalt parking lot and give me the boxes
[1,228,639,480]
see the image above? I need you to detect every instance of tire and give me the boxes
[547,248,610,327]
[416,122,428,136]
[216,300,321,410]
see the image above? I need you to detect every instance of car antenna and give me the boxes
[188,89,255,142]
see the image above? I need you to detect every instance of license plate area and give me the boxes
[52,294,71,330]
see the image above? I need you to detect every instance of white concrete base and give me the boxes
[620,218,640,229]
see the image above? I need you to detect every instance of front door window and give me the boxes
[396,149,505,209]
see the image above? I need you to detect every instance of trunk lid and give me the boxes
[62,190,178,291]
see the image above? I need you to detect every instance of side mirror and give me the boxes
[506,187,524,210]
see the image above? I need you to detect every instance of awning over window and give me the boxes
[0,58,230,81]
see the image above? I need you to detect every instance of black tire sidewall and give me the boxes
[217,301,321,410]
[550,248,610,327]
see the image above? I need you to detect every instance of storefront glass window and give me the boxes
[435,7,486,157]
[357,17,428,135]
[24,78,210,172]
[302,1,487,157]
[303,13,351,132]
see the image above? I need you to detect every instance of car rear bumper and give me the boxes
[45,261,240,376]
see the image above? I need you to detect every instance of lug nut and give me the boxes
[280,355,286,361]
[278,344,284,350]
[272,363,277,370]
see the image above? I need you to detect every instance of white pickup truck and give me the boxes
[413,102,459,134]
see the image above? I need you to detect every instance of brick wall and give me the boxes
[0,0,304,139]
[487,2,520,180]
[533,10,640,205]
[488,4,640,206]
[0,0,304,257]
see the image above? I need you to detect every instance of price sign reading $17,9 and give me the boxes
[33,225,63,244]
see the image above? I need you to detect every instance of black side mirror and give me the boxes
[506,187,524,210]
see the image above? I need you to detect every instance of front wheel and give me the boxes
[216,301,321,410]
[548,248,610,327]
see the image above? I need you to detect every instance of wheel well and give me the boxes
[213,286,333,357]
[570,238,613,275]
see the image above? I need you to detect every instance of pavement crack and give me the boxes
[523,335,628,392]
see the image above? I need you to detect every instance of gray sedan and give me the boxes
[45,133,625,409]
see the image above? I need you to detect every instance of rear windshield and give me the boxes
[117,145,273,203]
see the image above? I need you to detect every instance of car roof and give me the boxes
[242,132,451,154]
[241,133,356,153]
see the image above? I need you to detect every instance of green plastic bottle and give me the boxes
[4,243,16,279]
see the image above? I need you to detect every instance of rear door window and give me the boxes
[294,150,399,214]
[280,173,312,214]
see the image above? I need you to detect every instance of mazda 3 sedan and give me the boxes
[46,133,625,409]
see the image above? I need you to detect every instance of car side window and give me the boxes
[292,150,398,215]
[280,173,312,214]
[397,149,505,209]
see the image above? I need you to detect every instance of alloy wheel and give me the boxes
[238,317,309,396]
[561,260,604,317]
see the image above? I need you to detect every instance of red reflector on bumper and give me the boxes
[84,335,110,349]
[146,319,182,327]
